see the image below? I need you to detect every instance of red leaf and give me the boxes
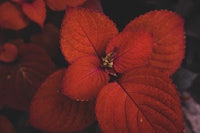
[0,2,28,30]
[119,67,182,103]
[30,23,60,60]
[0,43,18,63]
[61,8,118,63]
[12,0,24,4]
[106,31,153,73]
[0,44,55,110]
[29,69,96,133]
[22,0,46,27]
[124,10,185,75]
[81,0,103,12]
[96,70,184,133]
[65,0,87,7]
[46,0,87,10]
[45,0,67,11]
[62,56,109,100]
[0,115,16,133]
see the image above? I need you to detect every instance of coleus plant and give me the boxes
[0,0,99,30]
[0,115,16,133]
[46,0,102,11]
[0,43,55,110]
[0,0,46,30]
[46,0,87,11]
[29,8,185,133]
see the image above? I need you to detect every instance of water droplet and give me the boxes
[7,75,11,79]
[56,89,60,93]
[140,118,143,123]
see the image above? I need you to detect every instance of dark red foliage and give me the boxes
[0,44,55,110]
[29,69,96,133]
[96,68,184,133]
[0,115,16,133]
